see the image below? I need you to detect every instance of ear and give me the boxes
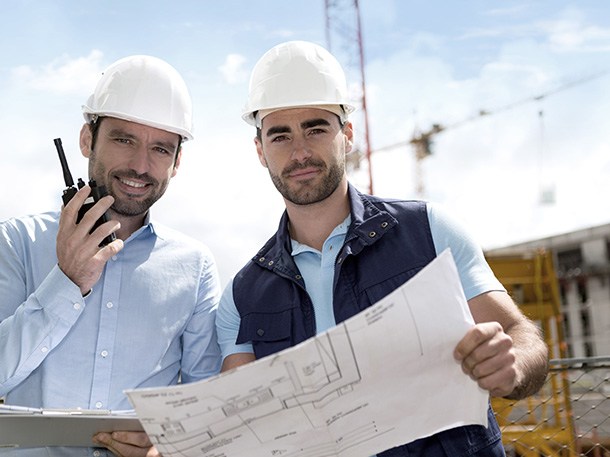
[171,148,182,178]
[254,137,268,168]
[79,124,93,158]
[343,122,354,154]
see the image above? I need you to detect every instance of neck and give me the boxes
[285,181,350,251]
[108,210,147,241]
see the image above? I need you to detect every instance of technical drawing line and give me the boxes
[401,288,424,356]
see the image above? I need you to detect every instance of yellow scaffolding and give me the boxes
[487,250,577,457]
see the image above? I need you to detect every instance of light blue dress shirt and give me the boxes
[0,211,222,456]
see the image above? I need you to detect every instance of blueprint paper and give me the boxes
[126,249,489,457]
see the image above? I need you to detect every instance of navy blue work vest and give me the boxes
[233,184,505,456]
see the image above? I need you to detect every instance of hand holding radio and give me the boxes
[54,138,123,295]
[55,138,117,247]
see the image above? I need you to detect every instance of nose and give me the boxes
[127,145,151,175]
[291,136,312,163]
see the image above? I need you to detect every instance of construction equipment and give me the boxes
[371,71,609,198]
[486,250,577,456]
[325,0,374,194]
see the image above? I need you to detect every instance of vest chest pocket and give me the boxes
[362,268,421,306]
[237,309,295,359]
[236,309,293,344]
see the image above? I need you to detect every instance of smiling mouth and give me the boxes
[120,178,147,188]
[116,177,152,194]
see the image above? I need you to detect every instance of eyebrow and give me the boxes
[265,118,332,138]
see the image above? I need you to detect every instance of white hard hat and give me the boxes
[242,41,356,126]
[82,55,194,140]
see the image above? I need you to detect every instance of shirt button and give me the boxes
[112,255,118,261]
[41,346,48,353]
[106,302,114,309]
[257,329,265,336]
[73,303,81,310]
[95,401,103,409]
[101,350,109,358]
[93,451,101,457]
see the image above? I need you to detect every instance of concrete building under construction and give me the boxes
[486,222,610,360]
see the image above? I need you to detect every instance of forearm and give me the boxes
[503,318,549,400]
[0,266,84,395]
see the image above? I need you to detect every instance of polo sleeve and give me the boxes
[427,203,505,300]
[216,278,254,360]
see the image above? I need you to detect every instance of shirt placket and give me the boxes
[89,252,122,411]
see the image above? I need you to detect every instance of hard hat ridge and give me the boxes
[82,55,194,140]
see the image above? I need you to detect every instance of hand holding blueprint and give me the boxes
[126,249,489,457]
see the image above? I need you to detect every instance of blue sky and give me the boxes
[1,1,609,284]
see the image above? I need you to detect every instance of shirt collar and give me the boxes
[290,214,352,256]
[124,212,167,242]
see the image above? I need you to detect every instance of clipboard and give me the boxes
[0,408,143,448]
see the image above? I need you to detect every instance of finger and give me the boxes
[454,322,502,361]
[92,238,124,265]
[58,218,119,269]
[111,431,153,447]
[90,219,121,247]
[78,194,115,230]
[459,331,513,378]
[93,433,120,455]
[93,431,151,457]
[474,363,518,397]
[465,342,516,379]
[59,185,92,227]
[59,189,114,248]
[146,447,161,457]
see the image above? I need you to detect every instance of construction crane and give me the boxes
[373,70,609,198]
[324,1,607,199]
[324,0,373,194]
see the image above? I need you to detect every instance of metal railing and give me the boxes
[493,356,610,456]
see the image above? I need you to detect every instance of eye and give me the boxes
[115,138,132,145]
[270,135,289,143]
[307,128,327,136]
[153,146,172,156]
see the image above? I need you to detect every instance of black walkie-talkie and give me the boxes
[54,138,116,246]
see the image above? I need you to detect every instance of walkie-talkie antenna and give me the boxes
[54,138,75,188]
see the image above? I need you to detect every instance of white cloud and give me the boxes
[11,50,104,95]
[484,5,532,18]
[218,53,248,84]
[541,8,610,52]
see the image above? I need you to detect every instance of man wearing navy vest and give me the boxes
[216,40,549,456]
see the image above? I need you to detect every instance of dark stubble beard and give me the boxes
[269,157,345,205]
[88,150,170,217]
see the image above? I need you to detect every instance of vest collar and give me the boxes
[252,183,398,272]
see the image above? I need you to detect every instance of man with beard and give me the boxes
[216,41,548,456]
[0,55,221,456]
